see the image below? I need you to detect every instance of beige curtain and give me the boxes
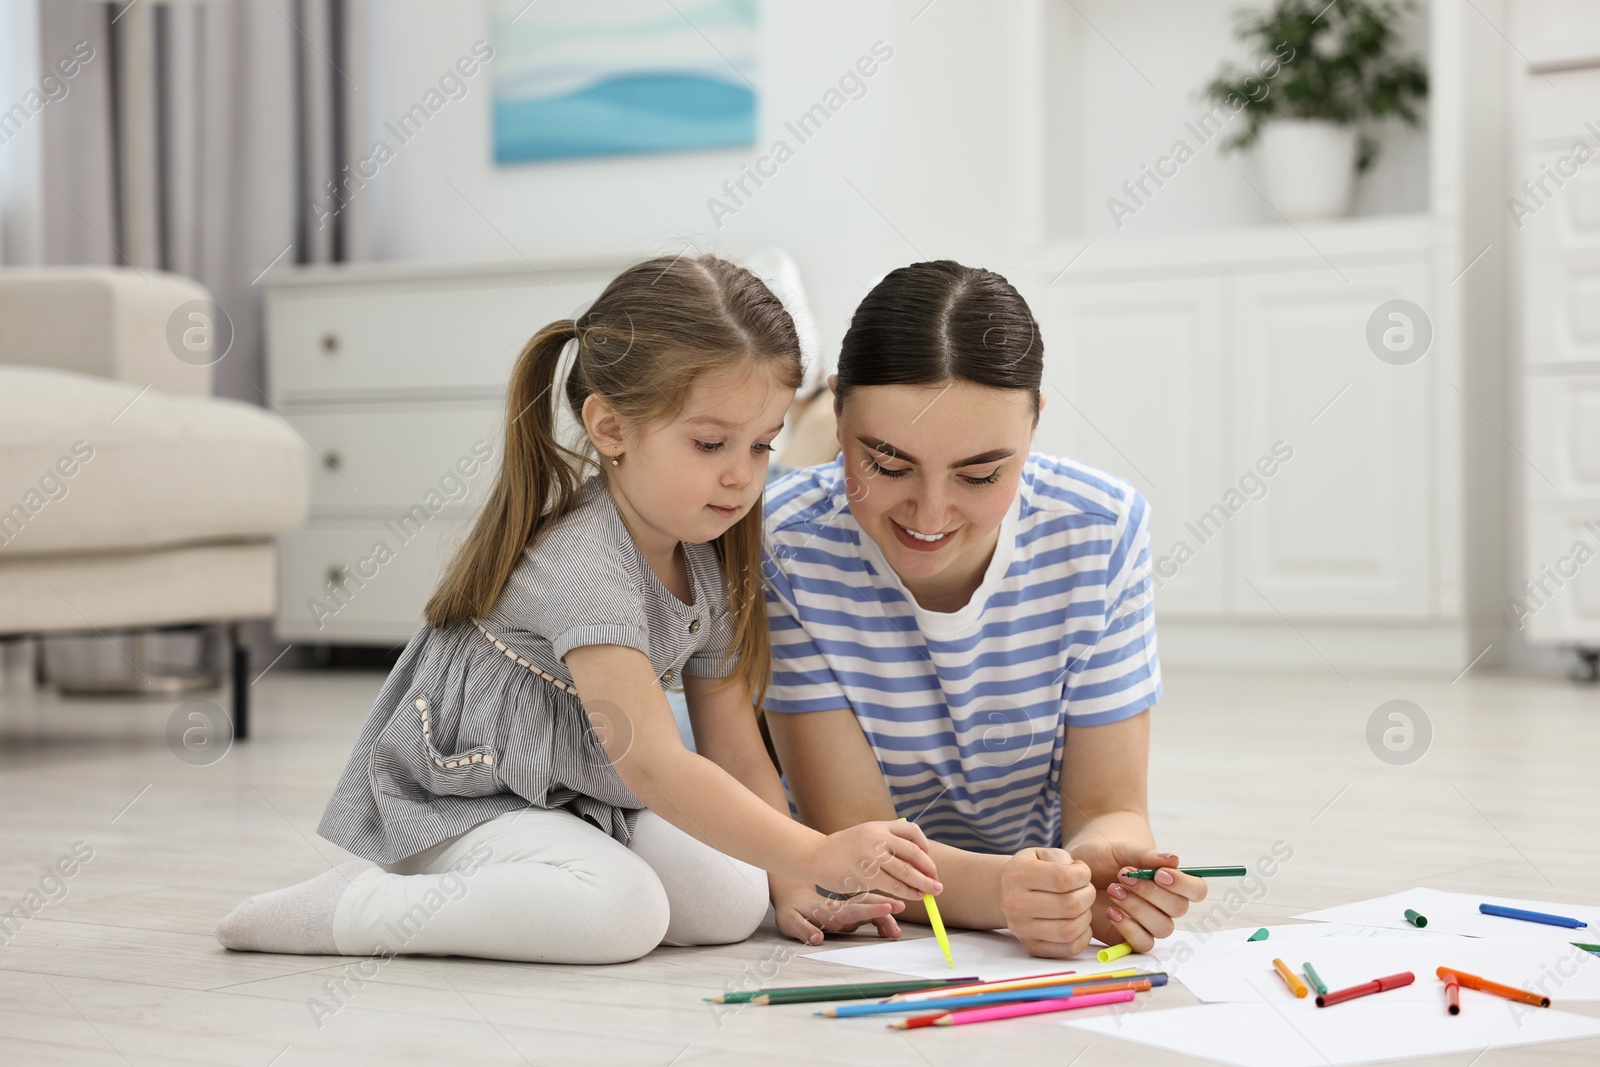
[30,0,366,403]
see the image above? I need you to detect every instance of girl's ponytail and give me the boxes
[424,320,583,628]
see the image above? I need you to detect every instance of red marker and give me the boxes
[1444,976,1460,1015]
[1315,971,1415,1007]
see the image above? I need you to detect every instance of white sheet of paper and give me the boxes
[1295,887,1600,940]
[801,929,1162,983]
[1167,930,1600,1003]
[1066,1000,1600,1067]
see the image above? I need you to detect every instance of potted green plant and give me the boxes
[1203,0,1428,221]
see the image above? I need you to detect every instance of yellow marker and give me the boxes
[924,892,954,969]
[898,817,954,968]
[1273,957,1309,998]
[1098,942,1134,963]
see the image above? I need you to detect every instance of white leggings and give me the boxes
[331,807,770,964]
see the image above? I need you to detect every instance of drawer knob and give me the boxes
[323,450,342,471]
[321,332,340,354]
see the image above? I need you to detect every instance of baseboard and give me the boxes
[1155,619,1490,677]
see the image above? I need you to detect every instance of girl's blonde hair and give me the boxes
[425,254,802,709]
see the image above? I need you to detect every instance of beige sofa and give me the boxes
[0,268,311,739]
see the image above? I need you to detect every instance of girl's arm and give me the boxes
[682,673,906,945]
[766,705,1102,959]
[564,643,940,898]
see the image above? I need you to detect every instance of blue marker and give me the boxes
[1479,903,1588,929]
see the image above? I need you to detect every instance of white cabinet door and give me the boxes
[1521,508,1600,645]
[285,405,503,516]
[1229,261,1433,619]
[1525,373,1600,503]
[1032,276,1227,616]
[278,520,468,643]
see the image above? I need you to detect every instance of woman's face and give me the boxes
[835,378,1041,588]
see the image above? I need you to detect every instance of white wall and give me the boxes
[351,1,1040,364]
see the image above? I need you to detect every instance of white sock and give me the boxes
[216,859,376,955]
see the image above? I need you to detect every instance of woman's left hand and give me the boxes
[1068,841,1208,953]
[769,875,906,946]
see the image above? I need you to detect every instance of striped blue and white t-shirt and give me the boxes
[762,453,1161,855]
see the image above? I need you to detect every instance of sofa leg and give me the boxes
[230,624,250,741]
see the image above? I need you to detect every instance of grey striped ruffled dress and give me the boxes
[317,476,738,865]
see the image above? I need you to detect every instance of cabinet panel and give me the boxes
[1515,148,1600,254]
[1229,262,1432,618]
[1033,276,1227,616]
[1519,67,1600,144]
[1525,374,1600,502]
[286,406,503,516]
[1521,508,1600,644]
[1525,258,1600,367]
[267,274,609,398]
[277,521,468,643]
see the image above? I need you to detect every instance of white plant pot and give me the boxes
[1254,119,1358,222]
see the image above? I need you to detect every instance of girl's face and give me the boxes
[602,363,793,551]
[836,379,1040,590]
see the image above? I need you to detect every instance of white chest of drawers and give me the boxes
[263,260,624,644]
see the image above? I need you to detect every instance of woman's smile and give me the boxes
[889,517,957,552]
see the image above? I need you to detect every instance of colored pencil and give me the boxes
[1316,971,1414,1007]
[929,989,1138,1026]
[825,978,1159,1018]
[1273,957,1308,998]
[890,967,1149,1002]
[1436,966,1550,1008]
[1302,962,1328,996]
[1124,865,1247,879]
[1479,903,1587,929]
[885,982,1155,1028]
[706,977,979,1004]
[1444,975,1460,1015]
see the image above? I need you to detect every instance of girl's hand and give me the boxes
[770,875,905,946]
[1072,841,1208,953]
[809,820,942,899]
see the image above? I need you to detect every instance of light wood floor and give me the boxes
[1,657,1597,1066]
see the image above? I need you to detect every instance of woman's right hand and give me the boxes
[809,820,942,900]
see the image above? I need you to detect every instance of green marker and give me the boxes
[1404,908,1428,928]
[1574,942,1600,955]
[1247,928,1269,942]
[1302,962,1328,996]
[1125,865,1248,880]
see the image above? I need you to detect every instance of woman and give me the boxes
[762,260,1205,957]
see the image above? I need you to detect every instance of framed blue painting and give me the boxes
[490,0,758,164]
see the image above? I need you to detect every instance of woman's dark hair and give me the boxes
[835,260,1042,419]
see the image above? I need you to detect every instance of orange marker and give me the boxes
[1273,957,1309,998]
[1436,966,1550,1008]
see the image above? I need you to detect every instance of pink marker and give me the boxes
[932,989,1137,1027]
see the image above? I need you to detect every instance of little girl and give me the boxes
[217,255,939,964]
